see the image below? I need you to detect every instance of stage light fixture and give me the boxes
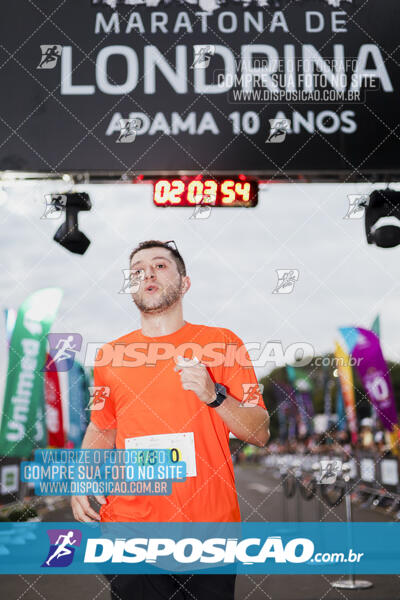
[365,189,400,249]
[53,192,92,255]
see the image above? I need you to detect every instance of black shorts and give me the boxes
[104,573,236,600]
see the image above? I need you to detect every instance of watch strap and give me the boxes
[207,383,227,408]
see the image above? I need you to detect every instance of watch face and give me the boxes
[215,383,227,396]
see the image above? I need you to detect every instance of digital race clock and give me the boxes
[153,177,258,207]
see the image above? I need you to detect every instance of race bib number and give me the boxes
[125,432,197,477]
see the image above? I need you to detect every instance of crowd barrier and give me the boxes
[263,451,400,518]
[261,452,400,590]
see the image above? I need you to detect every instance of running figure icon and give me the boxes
[37,45,62,69]
[47,335,76,369]
[45,531,77,566]
[45,333,83,372]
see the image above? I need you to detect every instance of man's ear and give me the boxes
[181,275,191,295]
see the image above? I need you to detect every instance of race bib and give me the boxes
[125,432,197,477]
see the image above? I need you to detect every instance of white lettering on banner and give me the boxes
[194,45,235,94]
[350,45,393,92]
[60,44,393,96]
[174,12,193,34]
[106,112,219,136]
[125,12,145,34]
[272,110,357,134]
[97,46,139,95]
[144,46,187,94]
[6,339,40,442]
[84,536,315,564]
[104,108,355,137]
[93,7,355,34]
[270,12,289,33]
[305,11,325,33]
[218,11,237,33]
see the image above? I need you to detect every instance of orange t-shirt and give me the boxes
[90,321,266,522]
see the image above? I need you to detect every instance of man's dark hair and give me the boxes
[129,240,186,277]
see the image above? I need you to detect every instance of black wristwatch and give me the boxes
[207,383,227,408]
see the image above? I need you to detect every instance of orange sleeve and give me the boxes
[90,364,117,430]
[220,330,266,411]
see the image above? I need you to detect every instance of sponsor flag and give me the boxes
[0,289,63,457]
[371,315,380,338]
[370,315,381,428]
[5,307,48,449]
[4,308,17,346]
[336,384,347,432]
[322,367,334,429]
[340,327,399,453]
[67,361,89,448]
[334,342,358,445]
[286,366,314,436]
[44,354,65,448]
[273,382,296,442]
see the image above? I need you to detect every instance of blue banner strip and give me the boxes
[0,522,399,574]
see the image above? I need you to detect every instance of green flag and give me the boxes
[371,314,380,338]
[0,288,63,457]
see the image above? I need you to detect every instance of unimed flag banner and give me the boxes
[340,327,399,450]
[0,288,63,457]
[334,341,358,445]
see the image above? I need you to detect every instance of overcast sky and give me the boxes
[1,179,400,394]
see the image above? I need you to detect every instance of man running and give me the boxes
[71,239,270,599]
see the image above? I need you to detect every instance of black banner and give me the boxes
[0,0,399,176]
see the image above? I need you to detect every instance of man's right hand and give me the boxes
[71,495,106,522]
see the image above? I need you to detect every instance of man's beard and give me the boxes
[132,277,183,314]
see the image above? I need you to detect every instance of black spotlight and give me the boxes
[53,192,92,255]
[365,189,400,249]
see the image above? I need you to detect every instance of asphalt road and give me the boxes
[0,462,399,600]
